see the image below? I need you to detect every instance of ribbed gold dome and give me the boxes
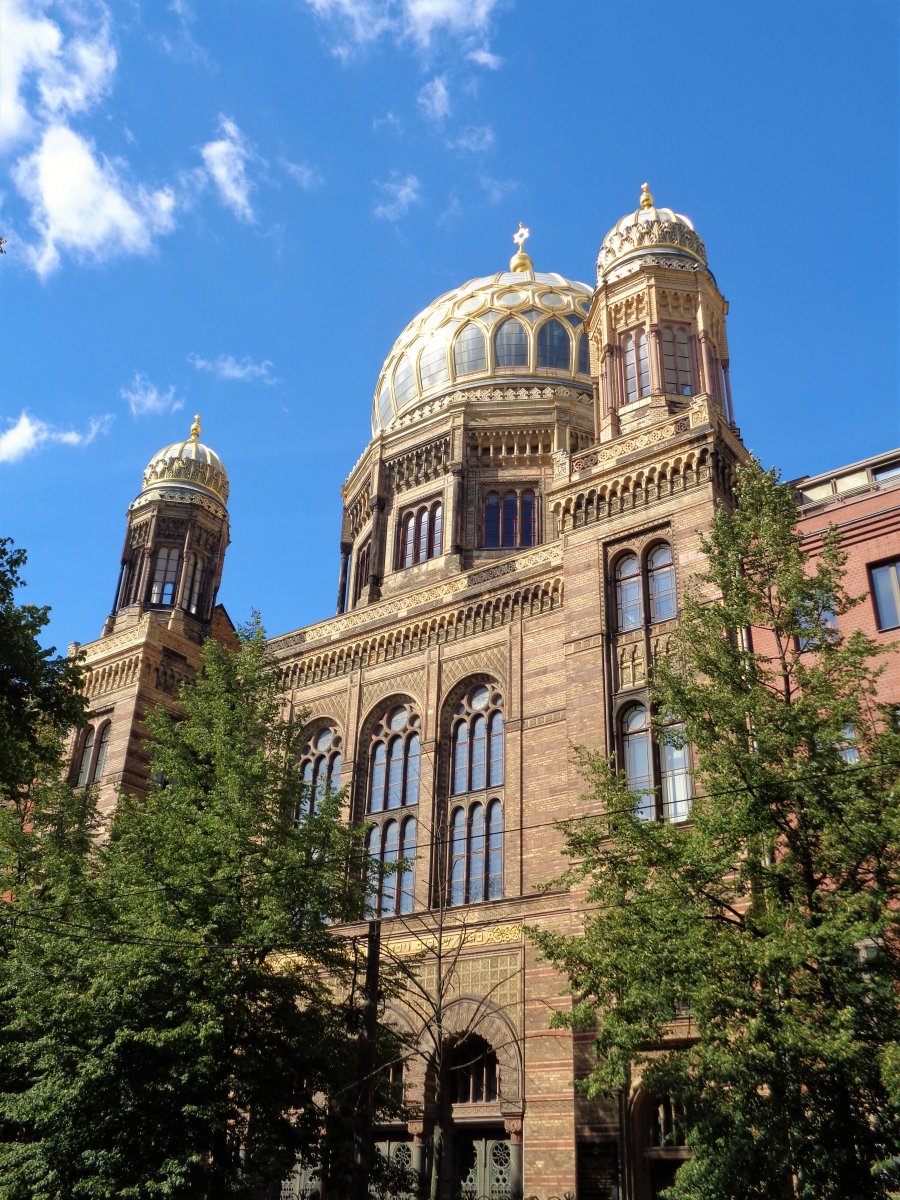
[372,263,593,435]
[597,183,707,282]
[141,415,229,504]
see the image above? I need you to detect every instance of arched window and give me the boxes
[377,381,393,428]
[149,546,180,605]
[622,330,650,404]
[622,706,692,823]
[661,324,695,395]
[393,355,417,408]
[182,553,206,615]
[366,704,421,915]
[92,722,111,782]
[75,726,95,787]
[494,318,528,368]
[298,725,343,817]
[398,500,444,568]
[482,488,538,549]
[648,544,677,621]
[447,1035,498,1104]
[419,338,450,391]
[616,553,643,630]
[537,318,571,369]
[447,684,504,906]
[454,323,487,376]
[352,539,371,605]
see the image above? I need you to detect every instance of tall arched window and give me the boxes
[483,488,537,549]
[298,725,343,817]
[419,338,450,391]
[447,684,504,906]
[182,553,207,615]
[648,544,677,621]
[494,318,528,367]
[622,331,650,404]
[75,726,95,787]
[577,332,590,376]
[92,722,111,782]
[661,324,695,395]
[454,323,487,376]
[352,539,371,604]
[616,553,643,630]
[149,547,180,604]
[622,705,692,823]
[537,318,571,369]
[366,704,421,916]
[398,500,444,568]
[393,355,417,408]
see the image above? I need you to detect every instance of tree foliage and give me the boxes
[0,620,366,1199]
[532,460,900,1200]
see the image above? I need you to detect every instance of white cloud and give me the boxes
[302,0,503,55]
[0,410,111,464]
[450,124,494,153]
[188,353,276,384]
[0,0,117,151]
[373,172,421,221]
[467,46,502,69]
[481,174,517,206]
[13,124,176,276]
[159,0,211,66]
[373,111,402,134]
[200,115,256,222]
[281,159,324,190]
[303,0,392,59]
[417,75,450,122]
[120,372,183,418]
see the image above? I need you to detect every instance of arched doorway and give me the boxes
[631,1091,690,1200]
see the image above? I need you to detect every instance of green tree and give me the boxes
[0,620,366,1200]
[532,460,900,1200]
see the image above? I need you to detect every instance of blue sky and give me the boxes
[1,0,897,652]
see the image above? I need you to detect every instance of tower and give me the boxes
[69,417,233,814]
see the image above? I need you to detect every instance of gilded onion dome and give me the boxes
[140,415,229,505]
[597,182,707,283]
[371,229,593,435]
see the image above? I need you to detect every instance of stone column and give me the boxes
[408,1121,427,1198]
[449,463,464,554]
[505,1118,524,1200]
[648,323,663,393]
[722,359,735,425]
[698,331,717,398]
[336,542,351,614]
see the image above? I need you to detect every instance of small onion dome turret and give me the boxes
[371,224,594,435]
[140,415,229,504]
[597,182,708,282]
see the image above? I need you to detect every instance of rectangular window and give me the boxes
[871,561,900,631]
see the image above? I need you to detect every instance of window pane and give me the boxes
[840,723,860,765]
[520,490,536,548]
[637,331,650,396]
[393,355,416,408]
[402,514,415,569]
[454,323,487,376]
[623,334,637,404]
[399,818,416,914]
[662,327,677,392]
[501,492,518,548]
[487,799,503,899]
[488,710,504,787]
[676,328,692,394]
[381,820,399,915]
[417,508,430,564]
[419,339,449,390]
[494,318,528,367]
[661,732,692,822]
[649,545,677,621]
[537,318,570,369]
[469,685,490,710]
[150,547,180,605]
[450,808,466,906]
[577,332,590,376]
[76,728,95,787]
[330,753,342,793]
[469,803,485,903]
[624,707,654,820]
[404,733,420,807]
[366,826,381,917]
[484,494,500,548]
[369,742,386,813]
[432,502,443,556]
[301,759,313,816]
[872,562,900,630]
[616,554,643,629]
[92,724,111,782]
[386,736,403,809]
[471,715,486,791]
[453,722,469,795]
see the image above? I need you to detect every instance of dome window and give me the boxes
[453,323,487,377]
[393,355,417,408]
[377,382,393,428]
[494,318,528,368]
[419,339,450,391]
[577,333,590,376]
[537,318,571,370]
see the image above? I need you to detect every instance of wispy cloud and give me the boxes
[373,111,403,134]
[120,373,183,418]
[159,0,211,66]
[200,116,256,222]
[303,0,392,59]
[302,0,504,56]
[188,353,276,384]
[281,158,324,190]
[0,411,111,464]
[417,75,450,123]
[450,124,494,153]
[373,172,421,221]
[13,125,176,277]
[467,47,503,69]
[481,174,517,206]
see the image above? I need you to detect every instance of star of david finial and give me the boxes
[512,222,530,251]
[509,222,534,272]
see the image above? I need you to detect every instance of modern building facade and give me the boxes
[67,188,900,1200]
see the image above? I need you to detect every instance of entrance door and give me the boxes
[453,1131,511,1200]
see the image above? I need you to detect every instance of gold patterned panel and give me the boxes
[417,951,521,1016]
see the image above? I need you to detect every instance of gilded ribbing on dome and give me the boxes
[140,421,229,505]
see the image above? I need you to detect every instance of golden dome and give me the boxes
[372,257,593,435]
[597,183,707,282]
[140,415,229,504]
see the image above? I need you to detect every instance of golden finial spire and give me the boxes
[640,182,654,210]
[190,413,201,441]
[509,221,533,272]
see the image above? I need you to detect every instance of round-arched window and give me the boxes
[454,323,487,376]
[494,318,528,368]
[537,318,571,370]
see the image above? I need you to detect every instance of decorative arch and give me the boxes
[432,996,523,1109]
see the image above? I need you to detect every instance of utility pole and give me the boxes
[350,919,380,1200]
